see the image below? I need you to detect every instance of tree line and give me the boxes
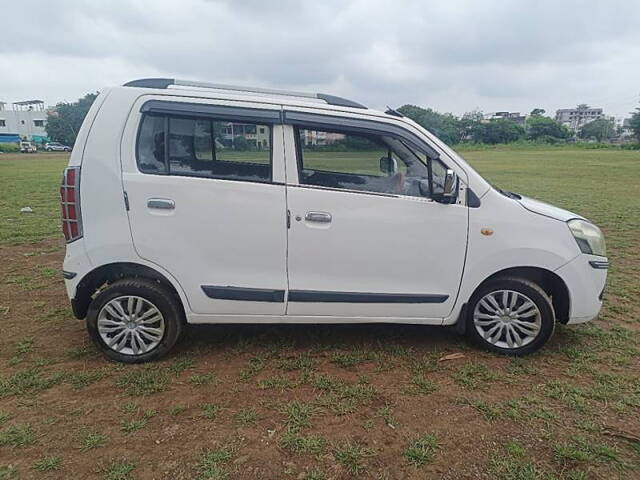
[44,93,640,147]
[397,105,640,145]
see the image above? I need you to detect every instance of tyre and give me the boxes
[86,278,184,363]
[466,277,555,355]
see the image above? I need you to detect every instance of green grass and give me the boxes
[258,374,296,390]
[0,465,18,479]
[233,407,258,426]
[333,442,374,475]
[0,153,68,244]
[489,441,541,480]
[169,405,187,416]
[32,456,60,472]
[0,423,35,447]
[403,434,439,466]
[405,373,438,395]
[120,419,147,434]
[302,470,325,480]
[67,369,106,390]
[2,147,640,478]
[553,437,621,466]
[453,362,499,390]
[280,431,327,454]
[79,431,108,451]
[189,373,217,386]
[197,447,233,480]
[116,365,170,396]
[0,368,65,397]
[201,403,222,420]
[0,411,11,426]
[281,401,316,432]
[330,349,375,368]
[102,460,136,480]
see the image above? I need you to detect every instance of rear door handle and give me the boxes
[147,198,175,210]
[305,211,332,223]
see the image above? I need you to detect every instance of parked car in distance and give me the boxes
[45,142,72,152]
[61,78,608,363]
[20,141,37,153]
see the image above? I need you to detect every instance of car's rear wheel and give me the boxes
[86,278,184,363]
[466,277,555,355]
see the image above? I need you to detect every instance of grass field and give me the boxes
[0,148,638,479]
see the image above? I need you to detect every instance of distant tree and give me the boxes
[472,119,525,144]
[233,135,252,151]
[579,118,616,142]
[462,109,485,122]
[45,93,98,146]
[530,108,546,116]
[526,116,571,141]
[397,104,464,144]
[629,104,640,142]
[344,134,379,150]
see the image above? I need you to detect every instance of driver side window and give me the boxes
[296,127,447,199]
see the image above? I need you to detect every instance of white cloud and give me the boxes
[0,0,638,118]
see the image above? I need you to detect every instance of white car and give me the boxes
[45,142,72,152]
[20,141,37,153]
[61,78,608,363]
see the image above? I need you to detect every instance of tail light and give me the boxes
[60,167,83,242]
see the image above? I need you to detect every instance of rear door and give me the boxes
[121,97,288,316]
[283,113,468,320]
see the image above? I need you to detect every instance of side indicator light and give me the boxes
[481,228,494,236]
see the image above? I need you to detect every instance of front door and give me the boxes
[122,99,288,316]
[285,123,468,320]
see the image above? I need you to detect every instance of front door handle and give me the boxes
[147,198,175,210]
[305,211,332,223]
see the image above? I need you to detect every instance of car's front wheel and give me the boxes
[466,277,555,355]
[86,278,184,363]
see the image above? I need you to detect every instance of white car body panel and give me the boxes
[285,185,468,318]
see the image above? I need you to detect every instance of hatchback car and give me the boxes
[61,78,608,363]
[45,142,72,152]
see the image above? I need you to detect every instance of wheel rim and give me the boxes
[473,289,542,349]
[97,296,165,356]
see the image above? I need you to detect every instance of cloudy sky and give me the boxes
[1,0,639,119]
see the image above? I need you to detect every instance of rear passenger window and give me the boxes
[137,115,166,173]
[137,114,272,182]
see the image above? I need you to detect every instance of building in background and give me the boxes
[0,100,49,143]
[486,111,527,126]
[555,104,609,131]
[620,118,635,139]
[299,129,345,146]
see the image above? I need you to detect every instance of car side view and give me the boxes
[46,142,72,152]
[61,78,608,363]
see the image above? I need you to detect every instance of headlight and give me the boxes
[567,219,606,257]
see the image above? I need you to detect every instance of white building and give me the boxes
[555,105,608,131]
[0,100,49,143]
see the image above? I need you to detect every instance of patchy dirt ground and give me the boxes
[1,150,639,479]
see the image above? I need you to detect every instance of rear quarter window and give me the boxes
[136,113,272,183]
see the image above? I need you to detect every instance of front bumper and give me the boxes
[554,254,608,324]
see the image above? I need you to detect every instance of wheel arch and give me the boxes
[72,262,186,320]
[467,266,571,325]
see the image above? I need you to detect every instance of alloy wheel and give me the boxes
[472,289,542,349]
[97,295,165,355]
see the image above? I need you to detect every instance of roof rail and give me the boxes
[123,78,367,109]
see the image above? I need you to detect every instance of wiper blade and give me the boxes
[496,188,521,200]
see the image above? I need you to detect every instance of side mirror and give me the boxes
[420,169,458,202]
[379,157,398,176]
